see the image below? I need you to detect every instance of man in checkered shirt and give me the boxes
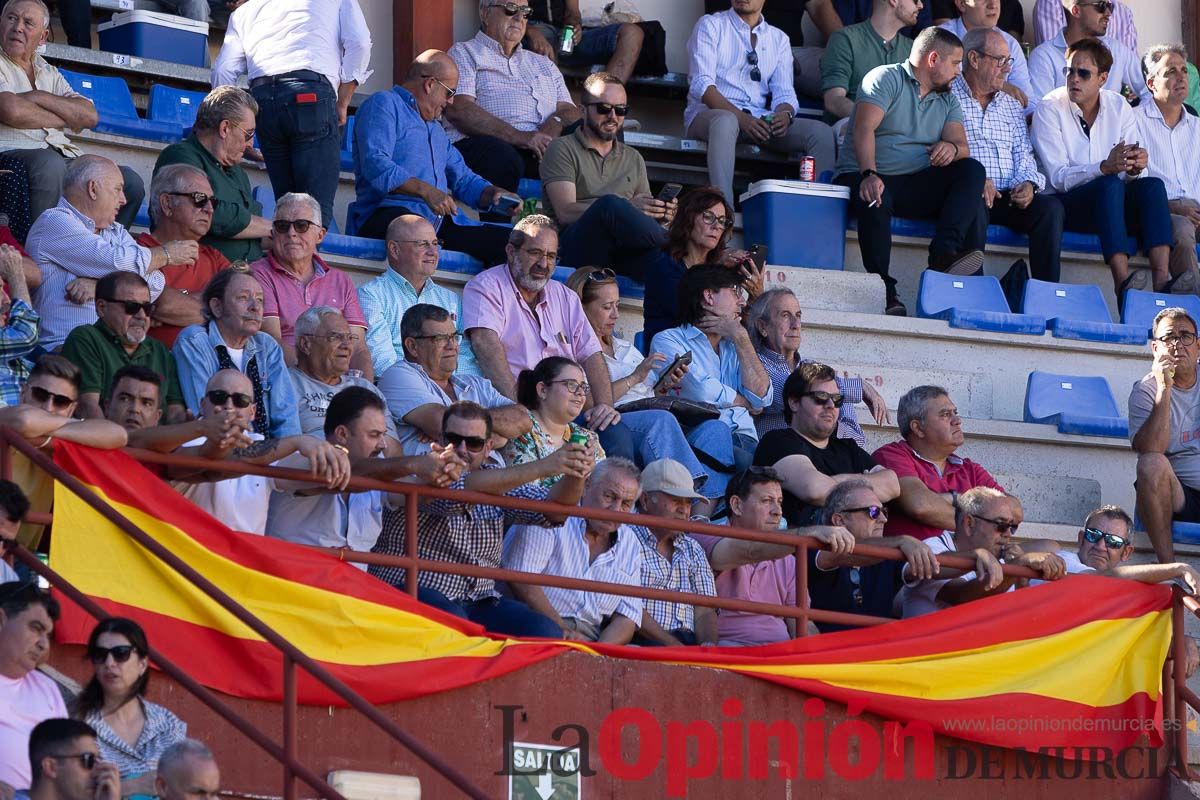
[369,399,593,637]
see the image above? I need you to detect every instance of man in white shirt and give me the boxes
[1032,0,1137,53]
[1027,0,1149,107]
[212,0,374,228]
[938,0,1032,111]
[685,0,836,205]
[1137,44,1200,291]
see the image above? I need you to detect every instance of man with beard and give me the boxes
[61,272,186,423]
[539,72,676,281]
[834,26,987,317]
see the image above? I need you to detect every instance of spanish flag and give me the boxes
[49,443,1171,753]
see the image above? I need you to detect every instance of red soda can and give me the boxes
[800,156,816,182]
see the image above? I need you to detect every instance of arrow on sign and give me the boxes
[535,772,554,800]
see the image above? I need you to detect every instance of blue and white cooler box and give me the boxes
[740,179,850,270]
[98,10,209,68]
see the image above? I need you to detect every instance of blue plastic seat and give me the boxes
[1023,371,1129,437]
[1020,279,1147,345]
[1170,522,1200,544]
[1121,289,1200,334]
[252,185,277,218]
[146,84,206,134]
[517,178,542,200]
[916,271,1046,334]
[633,331,645,355]
[59,69,182,143]
[340,116,355,173]
[845,216,1127,256]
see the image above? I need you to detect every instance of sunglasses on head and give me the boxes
[585,267,617,282]
[487,2,533,17]
[843,505,887,520]
[444,431,488,452]
[167,191,214,209]
[100,297,153,316]
[51,753,97,771]
[272,219,319,235]
[88,644,136,664]
[1083,527,1129,549]
[205,389,253,408]
[29,385,73,409]
[803,390,845,408]
[586,102,628,117]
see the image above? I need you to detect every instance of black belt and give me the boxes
[249,69,325,88]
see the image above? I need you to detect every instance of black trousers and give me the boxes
[358,205,512,267]
[454,135,540,193]
[983,191,1065,283]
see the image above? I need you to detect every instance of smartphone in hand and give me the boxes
[654,351,692,393]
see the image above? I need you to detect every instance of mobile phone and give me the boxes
[749,244,768,272]
[656,183,683,203]
[491,194,521,213]
[654,351,692,393]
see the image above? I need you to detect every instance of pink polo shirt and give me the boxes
[250,253,367,345]
[691,531,797,647]
[461,264,601,378]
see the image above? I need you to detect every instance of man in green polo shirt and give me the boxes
[61,271,186,423]
[154,86,274,263]
[821,0,918,123]
[834,26,987,317]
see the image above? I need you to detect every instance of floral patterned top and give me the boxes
[500,412,605,487]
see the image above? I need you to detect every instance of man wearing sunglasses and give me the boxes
[1032,0,1137,53]
[12,719,120,800]
[61,272,186,425]
[1028,0,1149,106]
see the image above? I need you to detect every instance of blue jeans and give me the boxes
[417,586,562,638]
[559,195,667,282]
[528,22,623,66]
[250,72,342,229]
[686,421,755,497]
[598,410,724,498]
[1059,175,1173,262]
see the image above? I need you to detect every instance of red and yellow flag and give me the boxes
[48,443,1172,753]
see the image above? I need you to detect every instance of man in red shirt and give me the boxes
[137,164,232,348]
[873,385,1002,540]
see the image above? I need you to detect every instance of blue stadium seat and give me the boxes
[1170,522,1200,545]
[146,84,206,134]
[253,185,276,218]
[133,200,150,229]
[634,331,645,355]
[340,116,355,173]
[1023,371,1129,438]
[846,217,1129,256]
[1121,289,1200,334]
[1020,279,1147,345]
[550,264,645,300]
[437,249,485,275]
[517,178,541,200]
[916,271,1046,334]
[59,69,183,143]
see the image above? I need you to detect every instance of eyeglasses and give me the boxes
[971,513,1019,535]
[167,191,215,209]
[803,391,845,408]
[849,566,863,607]
[226,119,255,143]
[50,753,97,771]
[444,431,488,452]
[1155,332,1197,347]
[1083,527,1130,549]
[397,239,444,250]
[88,644,136,664]
[843,505,887,520]
[303,331,361,345]
[410,332,462,346]
[585,267,617,282]
[1063,66,1096,81]
[29,385,74,409]
[205,389,253,408]
[520,247,559,264]
[486,2,533,17]
[99,297,153,316]
[272,219,319,235]
[422,75,456,99]
[585,102,628,117]
[549,379,590,396]
[1078,0,1114,12]
[747,49,761,82]
[700,210,733,230]
[978,51,1015,68]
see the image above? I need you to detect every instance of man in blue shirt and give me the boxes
[351,50,520,266]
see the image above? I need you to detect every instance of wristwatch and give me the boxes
[861,169,879,179]
[551,115,564,126]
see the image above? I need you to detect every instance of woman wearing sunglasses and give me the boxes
[73,618,186,794]
[501,357,605,487]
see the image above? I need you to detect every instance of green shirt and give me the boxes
[60,320,185,410]
[154,133,263,262]
[836,60,964,177]
[820,20,913,123]
[539,128,651,223]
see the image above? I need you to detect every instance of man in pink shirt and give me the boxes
[690,467,854,646]
[249,193,371,377]
[872,385,1002,541]
[0,583,66,794]
[462,214,619,432]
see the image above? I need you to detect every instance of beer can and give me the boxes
[799,155,816,182]
[568,431,589,447]
[560,25,575,55]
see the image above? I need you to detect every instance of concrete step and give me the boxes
[763,266,886,314]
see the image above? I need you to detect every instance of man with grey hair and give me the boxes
[462,215,620,435]
[937,0,1032,110]
[27,155,197,351]
[290,306,397,448]
[249,192,369,373]
[1137,44,1200,292]
[0,0,144,226]
[951,27,1064,284]
[873,384,1002,541]
[155,739,220,800]
[155,86,273,263]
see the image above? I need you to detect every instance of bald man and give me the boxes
[351,50,521,266]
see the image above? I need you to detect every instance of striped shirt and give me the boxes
[28,198,163,351]
[951,76,1046,191]
[937,19,1032,111]
[84,700,187,778]
[503,515,645,627]
[0,299,38,406]
[633,525,717,633]
[1135,100,1200,202]
[1032,0,1137,54]
[356,267,477,376]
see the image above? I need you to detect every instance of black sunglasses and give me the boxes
[803,390,845,408]
[51,753,97,771]
[1078,0,1113,12]
[1063,66,1096,81]
[99,296,153,316]
[586,102,628,117]
[843,505,887,520]
[167,191,214,209]
[88,644,137,664]
[29,385,74,409]
[585,267,616,282]
[1083,527,1129,549]
[205,389,253,408]
[486,2,533,17]
[444,431,488,452]
[272,219,319,235]
[747,49,761,82]
[971,513,1019,535]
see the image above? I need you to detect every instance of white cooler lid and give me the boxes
[739,178,850,204]
[98,10,209,34]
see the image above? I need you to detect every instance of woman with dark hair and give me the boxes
[640,186,757,345]
[501,357,606,486]
[74,617,186,792]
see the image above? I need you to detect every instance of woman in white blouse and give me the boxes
[1031,37,1174,302]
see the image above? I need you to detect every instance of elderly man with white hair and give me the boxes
[27,155,199,351]
[155,740,220,800]
[249,192,370,375]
